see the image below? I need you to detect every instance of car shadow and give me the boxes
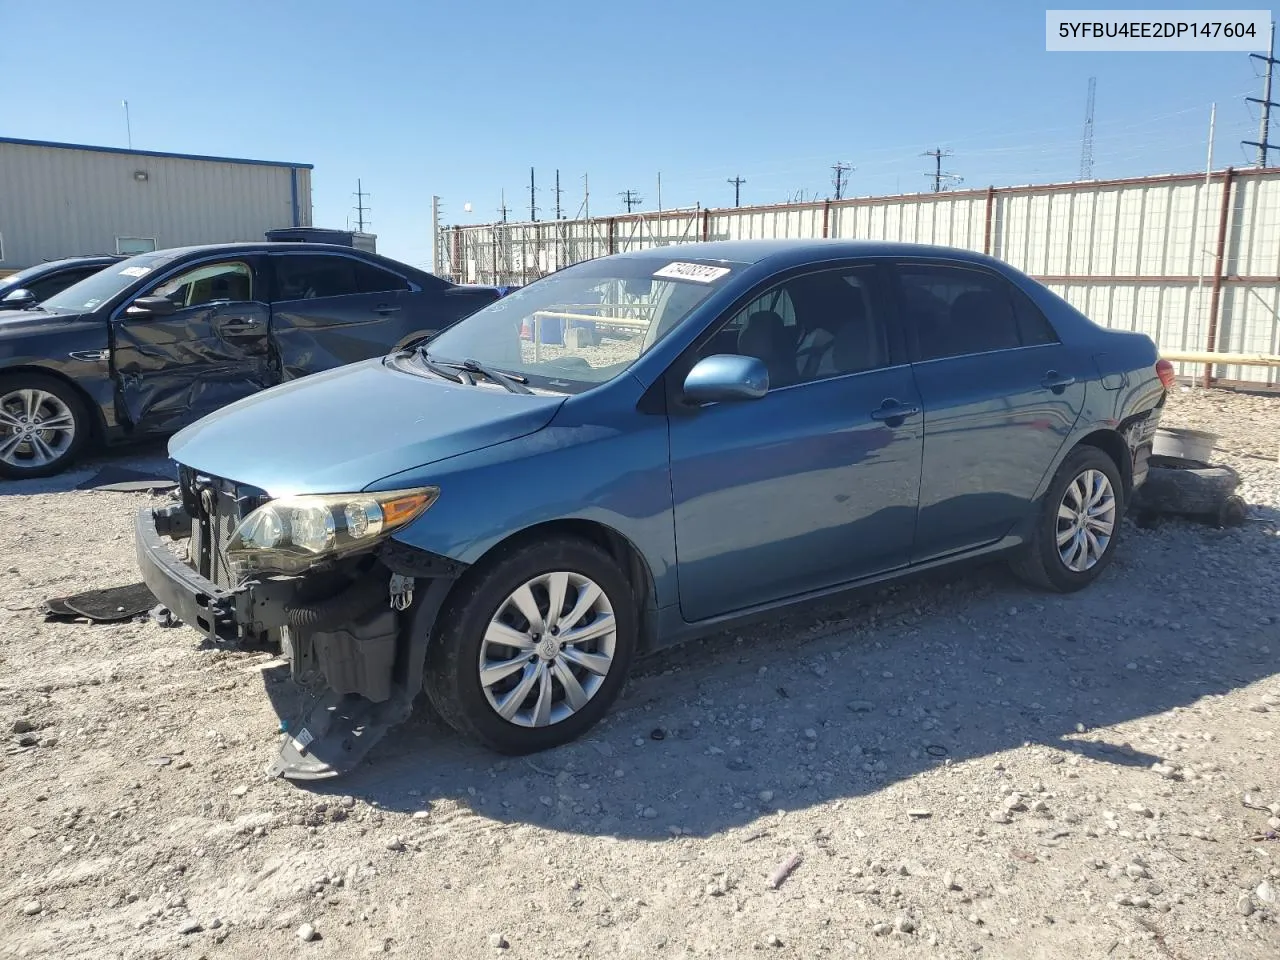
[0,439,174,497]
[257,515,1278,841]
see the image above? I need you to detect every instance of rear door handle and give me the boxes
[1041,371,1076,391]
[871,399,921,422]
[220,317,261,331]
[375,304,402,315]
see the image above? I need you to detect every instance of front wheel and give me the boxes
[0,373,92,480]
[424,537,637,754]
[1009,445,1124,592]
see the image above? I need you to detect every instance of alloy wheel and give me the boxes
[478,571,617,728]
[0,388,76,470]
[1056,468,1117,572]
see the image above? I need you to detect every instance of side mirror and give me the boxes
[682,354,769,404]
[126,295,178,318]
[2,288,36,309]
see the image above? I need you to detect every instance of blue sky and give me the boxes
[3,1,1268,267]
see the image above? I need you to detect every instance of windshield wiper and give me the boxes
[414,349,465,384]
[428,354,532,394]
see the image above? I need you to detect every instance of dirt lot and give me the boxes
[1,387,1278,960]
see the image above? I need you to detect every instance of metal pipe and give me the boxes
[983,186,995,255]
[822,199,830,238]
[1203,167,1236,387]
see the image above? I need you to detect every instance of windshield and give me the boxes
[41,253,170,313]
[0,263,58,294]
[419,256,735,393]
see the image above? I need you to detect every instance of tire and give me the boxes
[1009,445,1125,593]
[0,372,92,480]
[1131,455,1240,520]
[424,536,637,754]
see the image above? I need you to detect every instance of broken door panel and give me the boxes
[113,300,273,434]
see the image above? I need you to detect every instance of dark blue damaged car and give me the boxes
[135,239,1172,779]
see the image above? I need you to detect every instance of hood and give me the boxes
[168,357,566,496]
[0,309,98,345]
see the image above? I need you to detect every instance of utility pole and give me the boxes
[1079,77,1096,180]
[922,148,962,192]
[554,169,563,220]
[1245,21,1279,166]
[583,173,590,221]
[620,189,642,213]
[727,176,745,207]
[353,179,370,231]
[529,167,538,221]
[498,189,508,223]
[121,100,133,150]
[831,161,851,200]
[430,195,441,276]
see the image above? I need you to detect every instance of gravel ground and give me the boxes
[0,387,1278,960]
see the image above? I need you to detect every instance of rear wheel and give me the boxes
[0,373,91,480]
[424,537,636,754]
[1010,445,1124,592]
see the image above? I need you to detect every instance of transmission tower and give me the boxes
[922,148,962,192]
[831,161,851,200]
[1245,21,1280,166]
[353,179,371,231]
[1079,77,1096,180]
[620,189,642,212]
[727,176,746,207]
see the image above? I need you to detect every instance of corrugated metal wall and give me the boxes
[0,140,313,268]
[441,168,1280,387]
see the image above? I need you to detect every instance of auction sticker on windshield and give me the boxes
[653,262,732,283]
[119,266,152,278]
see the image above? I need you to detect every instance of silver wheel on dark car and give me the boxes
[0,387,78,471]
[1056,467,1117,572]
[478,571,617,728]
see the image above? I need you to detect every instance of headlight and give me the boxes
[224,487,438,577]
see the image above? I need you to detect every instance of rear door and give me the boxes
[893,260,1087,562]
[112,257,272,434]
[268,252,426,378]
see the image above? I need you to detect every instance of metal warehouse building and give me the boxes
[0,136,313,270]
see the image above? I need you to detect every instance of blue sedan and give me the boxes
[136,240,1172,778]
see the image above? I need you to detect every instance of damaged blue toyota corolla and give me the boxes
[135,240,1173,779]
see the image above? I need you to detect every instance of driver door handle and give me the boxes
[374,303,402,315]
[1041,370,1076,391]
[870,399,921,422]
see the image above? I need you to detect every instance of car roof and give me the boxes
[120,242,434,279]
[611,238,1005,271]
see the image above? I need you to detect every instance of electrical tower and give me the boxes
[1245,21,1279,166]
[554,169,563,219]
[727,176,746,207]
[620,189,642,212]
[922,148,962,192]
[1079,77,1096,180]
[831,162,851,200]
[353,179,371,231]
[529,168,538,221]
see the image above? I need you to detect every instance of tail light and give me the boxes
[1155,358,1176,389]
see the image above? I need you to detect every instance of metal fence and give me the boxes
[438,167,1280,388]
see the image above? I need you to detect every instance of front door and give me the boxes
[892,261,1087,562]
[112,258,271,434]
[668,263,924,623]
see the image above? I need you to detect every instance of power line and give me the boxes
[1244,20,1279,166]
[831,161,851,200]
[922,148,962,192]
[727,176,746,206]
[353,179,370,231]
[1079,76,1096,180]
[620,189,642,212]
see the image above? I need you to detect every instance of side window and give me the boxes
[1010,286,1060,347]
[696,266,889,390]
[274,255,360,301]
[149,261,254,308]
[354,261,411,294]
[28,269,95,302]
[897,264,1031,361]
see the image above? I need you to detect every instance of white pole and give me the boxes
[1190,103,1216,390]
